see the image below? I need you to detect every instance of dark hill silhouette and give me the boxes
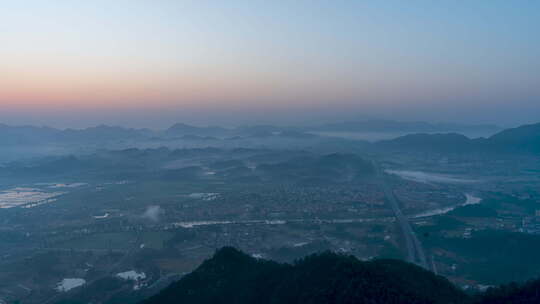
[477,279,540,304]
[141,247,467,304]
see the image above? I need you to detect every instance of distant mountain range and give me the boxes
[0,120,538,154]
[310,119,500,134]
[378,122,540,153]
[0,124,149,144]
[0,123,314,144]
[137,247,540,304]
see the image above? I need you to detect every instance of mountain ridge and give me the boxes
[0,121,538,154]
[378,122,540,153]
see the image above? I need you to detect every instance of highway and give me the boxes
[373,161,429,270]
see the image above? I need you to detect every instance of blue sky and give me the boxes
[1,1,539,128]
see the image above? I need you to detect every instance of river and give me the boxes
[412,194,482,218]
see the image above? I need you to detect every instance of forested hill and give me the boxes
[141,247,540,304]
[141,247,467,304]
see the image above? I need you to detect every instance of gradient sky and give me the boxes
[1,0,539,128]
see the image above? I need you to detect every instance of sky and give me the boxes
[1,0,539,128]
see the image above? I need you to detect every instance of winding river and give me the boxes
[412,194,482,218]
